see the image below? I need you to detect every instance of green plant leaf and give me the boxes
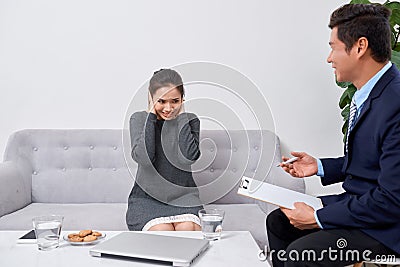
[339,97,350,109]
[341,107,351,143]
[342,122,347,136]
[350,0,371,3]
[339,84,357,109]
[384,1,400,10]
[339,91,350,109]
[392,32,398,48]
[389,8,400,30]
[392,49,400,69]
[336,80,352,88]
[341,105,350,119]
[347,83,357,94]
[342,122,348,143]
[339,83,356,143]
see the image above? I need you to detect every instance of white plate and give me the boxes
[63,232,106,246]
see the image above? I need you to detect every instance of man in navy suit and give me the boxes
[267,4,400,267]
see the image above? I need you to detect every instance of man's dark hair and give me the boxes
[149,69,185,97]
[329,4,391,63]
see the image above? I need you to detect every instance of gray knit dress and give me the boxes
[126,111,203,231]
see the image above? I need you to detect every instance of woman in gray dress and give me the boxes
[126,69,202,231]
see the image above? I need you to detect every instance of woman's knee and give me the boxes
[174,221,200,231]
[148,223,175,231]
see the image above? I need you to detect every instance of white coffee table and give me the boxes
[0,231,270,267]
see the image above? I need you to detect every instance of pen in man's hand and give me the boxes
[277,157,299,167]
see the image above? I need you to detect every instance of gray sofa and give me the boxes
[0,129,305,248]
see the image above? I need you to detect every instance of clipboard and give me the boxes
[237,176,323,210]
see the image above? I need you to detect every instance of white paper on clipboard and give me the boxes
[237,176,323,210]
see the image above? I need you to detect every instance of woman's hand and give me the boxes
[279,151,318,178]
[148,92,156,115]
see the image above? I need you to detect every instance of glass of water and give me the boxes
[32,215,63,251]
[198,209,225,241]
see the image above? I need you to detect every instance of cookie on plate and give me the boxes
[83,235,97,242]
[79,230,92,237]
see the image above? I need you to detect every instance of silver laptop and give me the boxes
[90,232,209,267]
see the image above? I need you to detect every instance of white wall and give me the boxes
[0,0,348,195]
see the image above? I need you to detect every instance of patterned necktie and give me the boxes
[345,99,357,152]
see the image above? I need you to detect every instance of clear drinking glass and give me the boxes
[32,215,63,250]
[198,209,225,241]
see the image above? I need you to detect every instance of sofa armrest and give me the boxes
[0,161,32,217]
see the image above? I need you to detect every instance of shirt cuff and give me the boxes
[316,158,324,177]
[314,210,323,229]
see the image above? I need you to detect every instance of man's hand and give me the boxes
[279,151,318,178]
[281,202,320,230]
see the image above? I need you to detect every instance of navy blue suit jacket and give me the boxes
[316,64,400,254]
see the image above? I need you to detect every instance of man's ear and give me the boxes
[356,37,368,58]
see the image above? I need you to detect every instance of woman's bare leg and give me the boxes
[148,223,175,231]
[173,221,201,231]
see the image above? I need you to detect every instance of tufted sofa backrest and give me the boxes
[4,129,303,204]
[193,130,279,204]
[4,130,133,203]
